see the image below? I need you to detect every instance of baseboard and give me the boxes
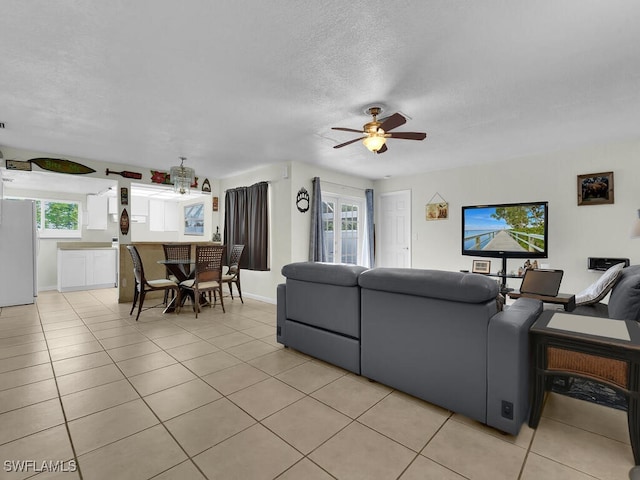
[242,292,276,304]
[38,285,58,292]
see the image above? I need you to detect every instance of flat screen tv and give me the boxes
[462,201,548,259]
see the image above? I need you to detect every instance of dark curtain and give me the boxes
[224,182,269,271]
[365,188,374,267]
[224,187,247,259]
[246,182,269,271]
[308,177,326,262]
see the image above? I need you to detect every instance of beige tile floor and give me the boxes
[0,289,634,479]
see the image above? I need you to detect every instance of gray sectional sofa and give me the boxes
[277,262,543,435]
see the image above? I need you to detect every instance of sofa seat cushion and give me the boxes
[358,268,499,303]
[608,265,640,320]
[281,262,367,286]
[572,303,610,317]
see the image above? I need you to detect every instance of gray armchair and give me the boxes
[573,265,640,320]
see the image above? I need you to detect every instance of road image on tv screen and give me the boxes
[463,204,546,254]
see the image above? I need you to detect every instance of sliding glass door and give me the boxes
[322,194,363,265]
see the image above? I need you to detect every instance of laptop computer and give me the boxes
[519,269,564,297]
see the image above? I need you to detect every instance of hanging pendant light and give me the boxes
[169,157,195,195]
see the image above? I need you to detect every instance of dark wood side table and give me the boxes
[508,291,576,311]
[529,310,640,464]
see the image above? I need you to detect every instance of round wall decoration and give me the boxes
[296,187,310,213]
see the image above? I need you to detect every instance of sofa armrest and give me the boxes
[486,297,543,435]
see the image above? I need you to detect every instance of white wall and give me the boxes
[219,162,291,303]
[289,162,374,264]
[6,138,639,302]
[218,161,374,303]
[374,138,640,295]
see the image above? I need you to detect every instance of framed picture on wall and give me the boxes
[184,203,205,236]
[577,171,614,206]
[425,202,448,220]
[120,187,129,206]
[472,259,491,274]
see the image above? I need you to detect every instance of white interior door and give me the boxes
[379,190,411,267]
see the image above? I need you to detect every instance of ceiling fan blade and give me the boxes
[332,127,365,133]
[388,132,427,140]
[375,143,388,154]
[333,137,366,149]
[379,113,406,132]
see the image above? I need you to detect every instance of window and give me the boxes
[9,197,81,238]
[322,194,363,265]
[39,199,81,238]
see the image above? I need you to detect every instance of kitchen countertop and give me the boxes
[57,242,115,250]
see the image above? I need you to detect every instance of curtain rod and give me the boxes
[223,180,271,193]
[320,180,370,192]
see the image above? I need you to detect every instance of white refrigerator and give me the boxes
[0,199,38,307]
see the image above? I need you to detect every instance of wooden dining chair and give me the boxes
[127,245,181,321]
[179,245,226,317]
[222,244,245,303]
[162,243,191,304]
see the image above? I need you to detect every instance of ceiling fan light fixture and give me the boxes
[169,156,195,195]
[363,134,386,152]
[332,107,425,154]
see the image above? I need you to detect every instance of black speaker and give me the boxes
[587,257,630,271]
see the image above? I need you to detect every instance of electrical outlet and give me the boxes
[501,400,514,420]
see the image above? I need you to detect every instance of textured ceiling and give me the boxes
[1,1,640,181]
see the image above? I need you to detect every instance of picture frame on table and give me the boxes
[577,171,614,206]
[472,259,491,274]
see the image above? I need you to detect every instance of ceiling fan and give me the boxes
[331,107,427,154]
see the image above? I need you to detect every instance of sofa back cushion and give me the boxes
[281,262,367,286]
[281,262,367,338]
[285,279,361,337]
[608,265,640,320]
[358,268,499,303]
[360,287,495,424]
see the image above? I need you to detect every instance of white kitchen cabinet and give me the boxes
[87,195,108,230]
[149,199,165,231]
[108,196,118,214]
[149,199,178,232]
[164,201,178,231]
[57,248,117,292]
[131,197,149,216]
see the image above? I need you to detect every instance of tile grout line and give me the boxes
[57,291,211,477]
[76,296,278,477]
[35,296,85,480]
[78,311,211,479]
[112,299,355,478]
[9,293,607,479]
